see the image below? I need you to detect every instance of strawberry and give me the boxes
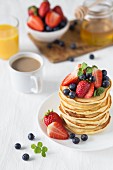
[76,80,90,98]
[47,122,69,140]
[53,6,64,20]
[27,16,44,31]
[39,1,50,18]
[84,83,94,98]
[28,6,38,16]
[61,64,81,86]
[45,11,62,28]
[43,110,62,126]
[92,69,102,88]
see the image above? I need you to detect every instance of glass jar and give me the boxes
[80,0,113,46]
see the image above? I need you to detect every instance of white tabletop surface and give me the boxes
[0,0,113,170]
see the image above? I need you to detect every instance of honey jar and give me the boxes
[80,0,113,46]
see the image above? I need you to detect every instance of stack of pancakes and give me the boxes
[59,81,112,134]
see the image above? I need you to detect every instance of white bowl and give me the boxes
[26,21,70,42]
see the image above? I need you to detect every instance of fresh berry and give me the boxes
[58,40,65,47]
[86,73,92,79]
[72,137,80,144]
[81,134,88,141]
[22,153,29,161]
[89,54,95,60]
[76,80,90,98]
[70,43,76,49]
[54,39,60,44]
[69,83,77,91]
[45,25,53,32]
[53,26,60,31]
[47,122,69,140]
[69,133,75,139]
[27,16,44,31]
[67,57,74,62]
[102,80,110,88]
[73,20,78,25]
[15,143,21,149]
[53,5,64,20]
[102,70,107,77]
[89,76,96,82]
[92,69,102,88]
[47,43,52,49]
[79,74,86,80]
[63,89,70,96]
[69,91,76,99]
[43,110,62,126]
[69,24,75,30]
[39,1,50,18]
[28,133,35,140]
[45,11,62,28]
[84,83,94,98]
[103,76,109,81]
[28,6,38,16]
[59,20,67,28]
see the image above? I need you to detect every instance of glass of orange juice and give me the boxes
[0,15,19,60]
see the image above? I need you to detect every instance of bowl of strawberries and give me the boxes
[26,0,69,42]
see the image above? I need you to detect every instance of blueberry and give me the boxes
[63,89,70,96]
[69,83,77,91]
[69,24,75,30]
[86,73,92,79]
[102,70,107,77]
[69,91,76,99]
[81,134,88,141]
[69,133,75,139]
[22,153,29,161]
[47,43,52,49]
[53,39,60,44]
[67,57,74,62]
[89,76,96,82]
[102,80,110,88]
[59,40,65,47]
[79,74,86,80]
[15,143,21,149]
[103,76,110,81]
[45,25,53,32]
[70,43,76,49]
[89,54,95,60]
[73,20,78,25]
[72,137,80,144]
[28,133,35,140]
[53,26,60,31]
[60,20,67,28]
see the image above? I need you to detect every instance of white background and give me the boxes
[0,0,113,170]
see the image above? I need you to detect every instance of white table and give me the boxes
[0,0,113,170]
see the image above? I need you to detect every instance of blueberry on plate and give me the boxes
[69,24,75,30]
[103,76,110,81]
[81,134,88,141]
[45,25,53,32]
[63,89,70,96]
[69,133,75,139]
[67,56,74,62]
[15,143,21,149]
[28,133,35,140]
[102,70,107,77]
[22,153,29,161]
[53,39,60,44]
[79,74,86,80]
[58,40,65,47]
[70,43,76,49]
[69,83,77,91]
[89,76,96,82]
[69,91,76,99]
[89,54,95,60]
[102,80,110,88]
[72,137,80,144]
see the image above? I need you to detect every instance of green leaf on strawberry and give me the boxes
[94,87,105,96]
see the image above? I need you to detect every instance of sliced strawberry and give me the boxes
[39,1,50,18]
[45,11,62,28]
[76,80,90,98]
[92,69,102,88]
[47,122,69,140]
[84,83,94,98]
[53,6,64,20]
[43,110,62,126]
[28,6,38,16]
[27,16,44,31]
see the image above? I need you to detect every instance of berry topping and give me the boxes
[45,25,53,32]
[72,137,80,144]
[28,133,35,140]
[69,91,76,99]
[103,76,110,81]
[102,70,107,77]
[15,143,21,149]
[89,54,95,60]
[84,83,94,99]
[92,69,102,88]
[79,74,86,80]
[63,89,70,96]
[69,133,75,139]
[86,73,92,79]
[69,83,77,91]
[88,76,96,82]
[22,153,29,161]
[76,80,90,98]
[60,20,67,28]
[102,80,110,88]
[27,16,44,31]
[81,134,88,141]
[70,43,77,49]
[47,122,69,140]
[39,1,50,18]
[43,110,62,126]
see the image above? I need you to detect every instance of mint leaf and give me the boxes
[94,87,105,96]
[81,62,88,70]
[86,67,92,74]
[37,142,43,147]
[77,68,83,76]
[41,151,46,157]
[42,146,48,152]
[92,65,98,70]
[34,147,41,154]
[94,90,97,97]
[31,144,36,149]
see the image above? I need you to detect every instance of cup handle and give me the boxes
[30,76,41,94]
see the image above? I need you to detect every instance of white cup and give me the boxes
[9,52,43,94]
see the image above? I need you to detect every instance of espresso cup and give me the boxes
[9,52,43,94]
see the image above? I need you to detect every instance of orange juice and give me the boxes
[0,24,19,60]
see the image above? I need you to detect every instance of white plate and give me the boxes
[37,92,113,151]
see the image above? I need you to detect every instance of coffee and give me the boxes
[12,57,41,72]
